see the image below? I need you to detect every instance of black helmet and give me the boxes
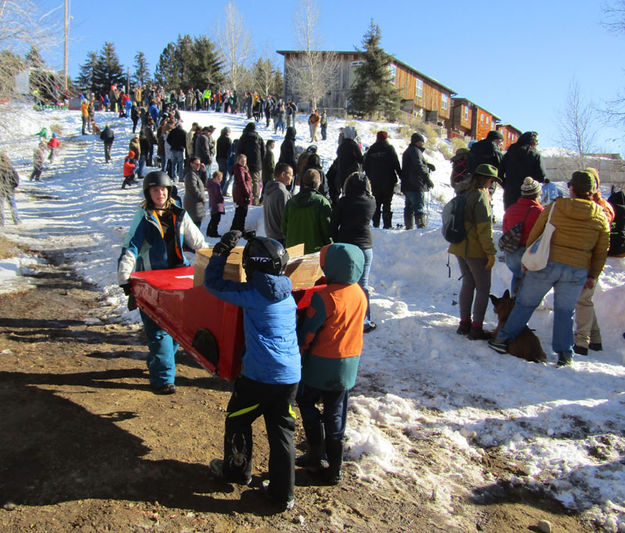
[242,237,289,276]
[143,170,172,201]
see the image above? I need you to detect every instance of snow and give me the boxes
[2,103,625,531]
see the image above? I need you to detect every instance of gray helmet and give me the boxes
[143,170,172,201]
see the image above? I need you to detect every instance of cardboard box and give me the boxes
[193,242,323,289]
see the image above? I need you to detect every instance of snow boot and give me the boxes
[557,352,573,367]
[296,420,329,472]
[324,438,344,485]
[372,211,381,228]
[403,212,414,230]
[416,213,428,229]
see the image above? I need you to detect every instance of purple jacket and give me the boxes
[206,178,225,215]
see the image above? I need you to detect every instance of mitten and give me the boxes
[213,230,242,256]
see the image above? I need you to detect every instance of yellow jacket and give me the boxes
[448,188,496,258]
[80,100,89,117]
[527,197,609,279]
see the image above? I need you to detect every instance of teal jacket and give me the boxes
[298,243,367,391]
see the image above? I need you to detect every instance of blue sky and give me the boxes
[36,0,625,154]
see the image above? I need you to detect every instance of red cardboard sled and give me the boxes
[130,266,325,382]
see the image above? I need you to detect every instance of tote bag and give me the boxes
[521,203,557,271]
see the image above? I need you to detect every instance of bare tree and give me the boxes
[601,1,625,126]
[216,2,251,93]
[558,80,598,167]
[0,0,61,103]
[287,0,339,110]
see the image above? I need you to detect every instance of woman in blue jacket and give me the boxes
[117,171,205,394]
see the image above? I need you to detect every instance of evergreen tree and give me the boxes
[92,41,125,96]
[25,46,44,68]
[133,51,150,86]
[75,51,98,93]
[349,21,400,120]
[155,35,224,90]
[190,36,225,89]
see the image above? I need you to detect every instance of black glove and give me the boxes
[127,294,137,311]
[213,230,242,256]
[120,283,132,296]
[427,163,436,171]
[426,178,435,190]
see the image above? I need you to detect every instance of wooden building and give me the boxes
[277,50,456,126]
[450,98,500,141]
[496,123,522,150]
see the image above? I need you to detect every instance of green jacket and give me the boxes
[282,188,332,254]
[448,188,496,258]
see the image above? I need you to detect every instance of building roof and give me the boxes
[277,50,456,95]
[452,97,500,121]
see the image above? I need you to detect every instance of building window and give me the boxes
[416,79,423,99]
[480,113,484,125]
[463,105,468,120]
[486,116,490,125]
[389,64,397,83]
[441,94,448,110]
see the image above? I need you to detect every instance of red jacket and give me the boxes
[231,163,252,206]
[502,197,544,245]
[47,137,60,149]
[123,154,137,178]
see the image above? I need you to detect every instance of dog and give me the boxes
[489,290,547,363]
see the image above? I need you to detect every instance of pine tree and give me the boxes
[25,46,44,68]
[133,51,150,86]
[154,43,178,88]
[190,36,225,89]
[349,21,400,120]
[92,41,125,95]
[75,51,98,93]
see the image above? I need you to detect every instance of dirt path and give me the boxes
[0,238,598,532]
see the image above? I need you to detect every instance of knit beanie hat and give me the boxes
[411,132,425,144]
[520,177,541,197]
[376,131,388,142]
[584,167,600,190]
[568,170,596,195]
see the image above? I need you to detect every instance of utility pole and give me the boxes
[64,0,69,94]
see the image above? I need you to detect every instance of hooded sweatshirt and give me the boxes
[298,243,367,391]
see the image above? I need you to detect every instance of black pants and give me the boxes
[230,204,248,232]
[222,376,298,502]
[207,212,222,236]
[104,143,112,162]
[373,187,394,228]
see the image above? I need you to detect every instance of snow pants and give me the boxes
[297,384,349,441]
[140,310,178,388]
[222,376,298,503]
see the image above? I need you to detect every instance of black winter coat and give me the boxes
[331,139,363,201]
[236,129,265,171]
[167,126,187,152]
[363,140,401,195]
[329,193,375,250]
[278,130,297,174]
[216,134,232,160]
[608,190,625,257]
[467,138,503,174]
[100,127,114,145]
[501,146,546,208]
[194,134,211,165]
[400,144,432,192]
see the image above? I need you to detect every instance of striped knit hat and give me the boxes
[520,177,541,197]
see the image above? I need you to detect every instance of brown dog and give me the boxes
[489,290,547,363]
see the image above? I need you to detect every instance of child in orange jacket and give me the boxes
[122,151,138,189]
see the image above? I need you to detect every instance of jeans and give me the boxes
[504,246,525,295]
[0,192,20,225]
[498,261,587,355]
[170,150,184,182]
[297,383,349,441]
[137,155,146,178]
[218,159,231,195]
[140,310,178,387]
[359,248,373,326]
[403,190,425,217]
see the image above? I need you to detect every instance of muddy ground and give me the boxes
[0,235,598,532]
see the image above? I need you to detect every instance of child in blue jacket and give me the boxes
[204,231,300,511]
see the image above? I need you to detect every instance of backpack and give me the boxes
[441,194,466,243]
[498,208,531,253]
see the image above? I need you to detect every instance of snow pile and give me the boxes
[2,103,625,530]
